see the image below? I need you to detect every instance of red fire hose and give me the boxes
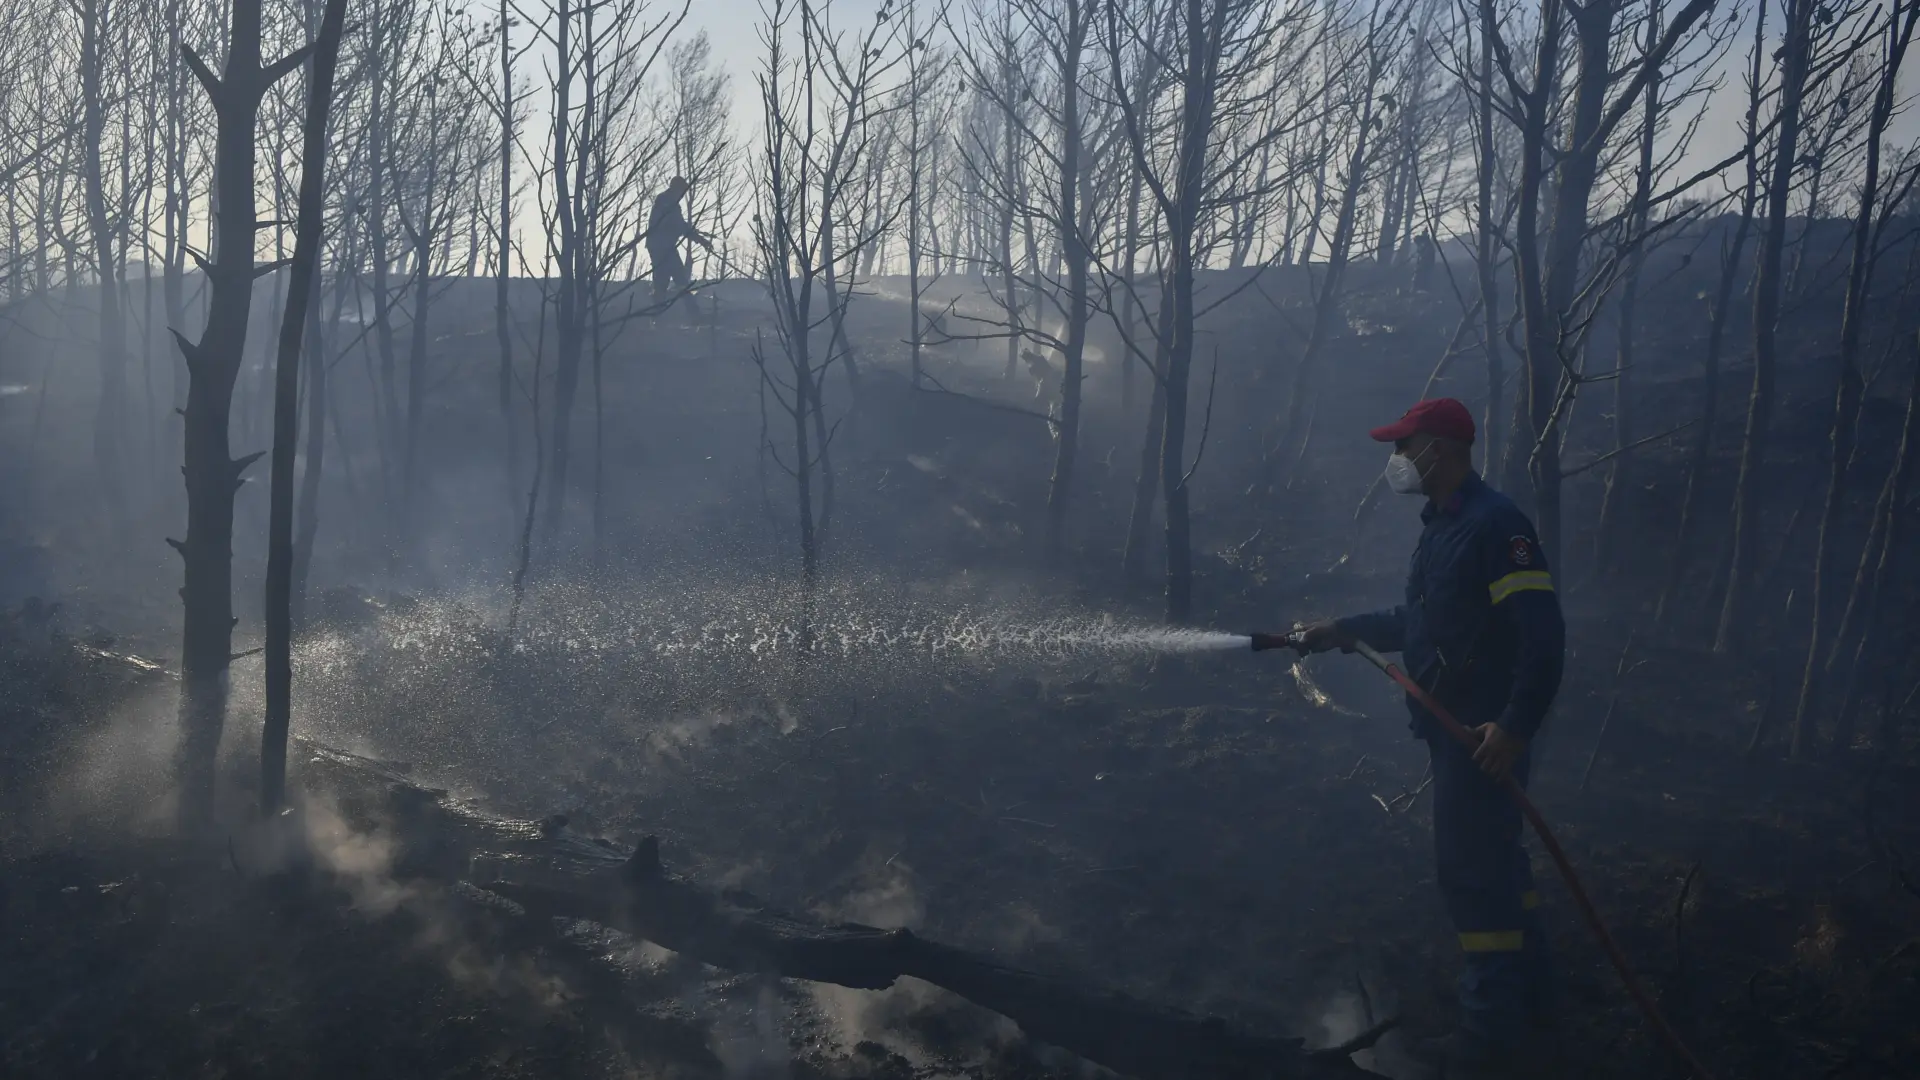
[1253,631,1716,1080]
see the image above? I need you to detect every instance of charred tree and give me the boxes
[497,0,518,509]
[1594,0,1665,574]
[956,0,1094,554]
[1153,2,1216,623]
[366,0,403,510]
[1044,0,1092,558]
[543,0,582,542]
[80,0,128,514]
[1655,5,1767,632]
[997,1,1023,381]
[171,0,320,827]
[1107,0,1307,621]
[904,7,934,391]
[1268,2,1400,484]
[1473,0,1505,472]
[751,0,900,589]
[1123,300,1169,582]
[1789,0,1918,757]
[298,745,1388,1080]
[160,0,198,419]
[263,0,351,816]
[1497,0,1716,559]
[398,76,456,552]
[1829,332,1920,748]
[1716,0,1818,650]
[289,281,327,629]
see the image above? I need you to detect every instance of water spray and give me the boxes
[265,582,1270,789]
[1248,627,1718,1080]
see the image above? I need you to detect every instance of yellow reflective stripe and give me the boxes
[1522,890,1541,911]
[1459,931,1526,952]
[1489,570,1555,604]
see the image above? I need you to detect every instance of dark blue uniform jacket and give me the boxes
[1337,472,1565,740]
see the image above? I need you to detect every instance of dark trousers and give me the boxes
[650,245,689,301]
[1427,731,1555,1044]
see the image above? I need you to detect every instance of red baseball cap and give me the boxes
[1369,397,1476,443]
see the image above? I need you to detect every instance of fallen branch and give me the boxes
[915,372,1057,424]
[1372,767,1434,815]
[301,744,1383,1080]
[1312,1018,1399,1061]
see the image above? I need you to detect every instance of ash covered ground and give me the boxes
[3,262,1919,1079]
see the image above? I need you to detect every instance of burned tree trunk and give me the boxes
[544,0,586,542]
[161,0,192,419]
[401,108,443,547]
[367,0,402,507]
[172,0,317,827]
[1474,0,1504,471]
[1120,154,1144,414]
[1503,0,1562,524]
[1123,327,1168,583]
[299,744,1386,1080]
[1151,0,1238,624]
[1507,0,1714,559]
[80,0,128,514]
[820,208,862,394]
[905,18,928,391]
[1717,0,1814,652]
[496,0,518,510]
[290,288,327,629]
[1656,7,1766,632]
[1790,0,1918,756]
[1594,0,1663,575]
[1270,45,1384,484]
[1829,332,1920,748]
[263,0,350,816]
[1519,0,1611,560]
[1045,1,1092,557]
[751,0,887,592]
[998,4,1022,382]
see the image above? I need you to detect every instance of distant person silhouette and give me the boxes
[646,176,713,306]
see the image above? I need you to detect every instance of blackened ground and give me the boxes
[3,250,1919,1078]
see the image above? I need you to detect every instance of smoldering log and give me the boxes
[301,744,1389,1079]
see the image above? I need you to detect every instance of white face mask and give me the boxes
[1384,444,1435,495]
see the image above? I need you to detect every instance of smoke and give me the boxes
[804,853,935,1060]
[983,900,1064,954]
[287,797,411,914]
[1312,977,1423,1079]
[268,792,577,1012]
[817,854,925,929]
[45,681,186,833]
[710,978,793,1080]
[798,856,1024,1069]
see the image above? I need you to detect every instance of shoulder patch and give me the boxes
[1508,535,1534,567]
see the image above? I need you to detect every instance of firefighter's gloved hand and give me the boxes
[1292,620,1353,655]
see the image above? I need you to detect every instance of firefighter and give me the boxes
[1296,397,1565,1076]
[645,176,713,305]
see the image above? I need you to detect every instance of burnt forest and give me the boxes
[1,0,1918,1076]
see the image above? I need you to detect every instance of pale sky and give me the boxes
[606,0,1918,272]
[681,0,886,132]
[680,0,1919,208]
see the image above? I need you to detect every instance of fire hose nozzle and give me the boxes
[1248,632,1303,653]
